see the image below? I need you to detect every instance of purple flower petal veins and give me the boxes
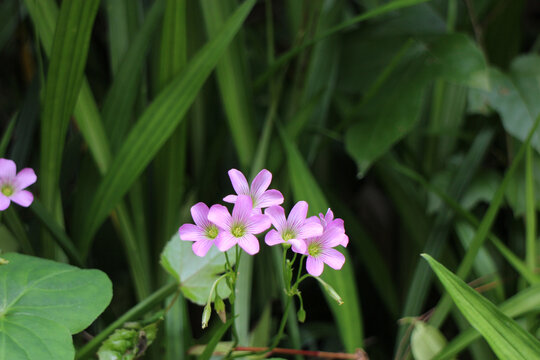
[208,195,271,255]
[223,169,284,211]
[319,208,348,247]
[302,226,346,277]
[0,158,37,211]
[264,201,323,254]
[178,202,221,257]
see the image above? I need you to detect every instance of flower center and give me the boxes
[1,184,14,197]
[205,225,219,239]
[231,223,246,238]
[307,242,322,257]
[282,229,296,241]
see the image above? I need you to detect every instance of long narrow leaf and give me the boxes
[423,254,540,359]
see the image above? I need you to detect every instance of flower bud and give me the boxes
[297,307,306,323]
[201,303,212,329]
[315,277,344,305]
[214,296,226,323]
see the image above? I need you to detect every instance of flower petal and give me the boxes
[297,221,323,239]
[320,226,345,248]
[215,232,236,252]
[223,194,238,203]
[232,195,252,224]
[238,234,260,255]
[340,234,349,247]
[192,240,214,257]
[0,159,16,179]
[208,204,232,230]
[289,239,307,254]
[228,169,249,195]
[247,213,271,234]
[264,205,287,232]
[324,208,334,223]
[10,190,33,207]
[288,201,308,230]
[15,168,37,190]
[320,248,345,270]
[0,194,10,211]
[265,229,284,246]
[306,256,324,276]
[256,189,284,208]
[178,224,205,241]
[190,202,210,228]
[251,169,272,197]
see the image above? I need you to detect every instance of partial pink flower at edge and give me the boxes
[178,202,221,257]
[302,226,346,277]
[0,158,36,211]
[264,201,323,253]
[319,208,349,247]
[223,169,284,211]
[209,194,271,255]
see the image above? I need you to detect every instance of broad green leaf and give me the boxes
[411,321,451,360]
[161,235,234,305]
[97,323,158,360]
[423,254,540,359]
[78,0,257,255]
[0,253,112,360]
[281,129,364,352]
[345,33,487,176]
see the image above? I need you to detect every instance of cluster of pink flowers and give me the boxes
[0,158,36,211]
[179,169,347,276]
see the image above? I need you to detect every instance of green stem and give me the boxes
[4,207,34,255]
[75,282,178,360]
[269,295,292,350]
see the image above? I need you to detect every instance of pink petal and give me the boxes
[288,201,308,230]
[14,168,37,190]
[0,159,16,179]
[265,229,284,246]
[232,195,252,223]
[320,248,345,270]
[298,221,323,239]
[306,256,324,276]
[179,224,205,241]
[251,169,272,197]
[328,218,345,231]
[324,209,334,223]
[340,234,349,247]
[190,202,210,228]
[223,194,237,203]
[192,240,214,257]
[228,169,249,195]
[256,189,284,208]
[208,204,232,230]
[264,206,287,232]
[238,234,259,255]
[215,232,237,252]
[320,226,345,248]
[0,194,10,211]
[10,190,33,207]
[289,239,307,254]
[247,213,271,234]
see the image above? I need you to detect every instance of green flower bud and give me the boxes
[201,303,212,329]
[315,276,344,305]
[214,296,226,323]
[297,307,306,323]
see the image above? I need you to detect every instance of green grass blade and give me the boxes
[429,115,540,327]
[77,0,257,256]
[201,0,256,168]
[104,0,139,76]
[280,127,364,351]
[526,145,536,271]
[434,283,540,359]
[3,208,34,255]
[198,319,234,360]
[0,114,15,157]
[40,0,100,213]
[423,254,540,359]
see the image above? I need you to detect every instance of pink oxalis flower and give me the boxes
[178,202,221,257]
[264,201,323,253]
[0,158,36,211]
[209,195,271,255]
[319,209,348,247]
[302,224,346,277]
[223,169,283,211]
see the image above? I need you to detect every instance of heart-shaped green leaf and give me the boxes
[161,235,234,305]
[0,253,112,360]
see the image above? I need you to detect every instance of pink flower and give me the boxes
[178,202,221,257]
[319,209,349,247]
[0,158,36,211]
[223,169,283,211]
[302,226,346,277]
[264,201,323,253]
[208,195,271,255]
